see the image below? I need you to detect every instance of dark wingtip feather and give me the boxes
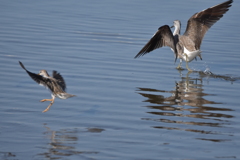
[19,61,27,71]
[135,49,149,58]
[134,52,143,59]
[134,46,148,58]
[174,55,178,63]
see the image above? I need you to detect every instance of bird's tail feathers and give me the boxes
[58,93,76,99]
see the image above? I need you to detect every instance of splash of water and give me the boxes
[202,62,213,75]
[203,67,212,75]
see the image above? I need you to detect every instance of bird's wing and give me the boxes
[135,25,176,58]
[19,61,54,92]
[184,0,233,49]
[52,70,66,91]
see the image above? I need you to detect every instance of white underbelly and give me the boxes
[182,47,202,62]
[56,93,68,99]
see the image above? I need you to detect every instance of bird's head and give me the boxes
[171,20,181,28]
[38,70,50,78]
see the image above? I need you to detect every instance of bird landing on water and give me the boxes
[19,61,76,113]
[135,0,233,71]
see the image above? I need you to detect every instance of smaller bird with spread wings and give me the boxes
[19,61,76,113]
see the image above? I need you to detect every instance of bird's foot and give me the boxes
[42,99,55,113]
[176,61,184,70]
[42,107,50,113]
[176,66,184,70]
[187,68,193,72]
[42,101,54,113]
[40,99,53,102]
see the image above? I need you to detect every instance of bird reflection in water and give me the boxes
[37,124,99,159]
[136,71,235,142]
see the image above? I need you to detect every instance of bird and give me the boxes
[134,0,233,71]
[19,61,76,112]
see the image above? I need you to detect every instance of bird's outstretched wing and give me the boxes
[52,70,66,91]
[184,0,233,50]
[19,61,54,92]
[135,25,176,58]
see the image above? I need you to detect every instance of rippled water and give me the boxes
[1,0,240,160]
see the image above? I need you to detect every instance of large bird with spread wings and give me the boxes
[135,0,233,71]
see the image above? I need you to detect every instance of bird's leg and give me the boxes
[40,99,53,102]
[183,53,193,72]
[176,59,183,70]
[42,98,55,113]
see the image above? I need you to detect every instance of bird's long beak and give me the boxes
[171,25,174,28]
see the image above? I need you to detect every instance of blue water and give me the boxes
[1,0,240,160]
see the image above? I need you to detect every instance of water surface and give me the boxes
[0,0,240,160]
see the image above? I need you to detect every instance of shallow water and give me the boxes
[1,0,240,160]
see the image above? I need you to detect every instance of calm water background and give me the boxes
[0,0,240,160]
